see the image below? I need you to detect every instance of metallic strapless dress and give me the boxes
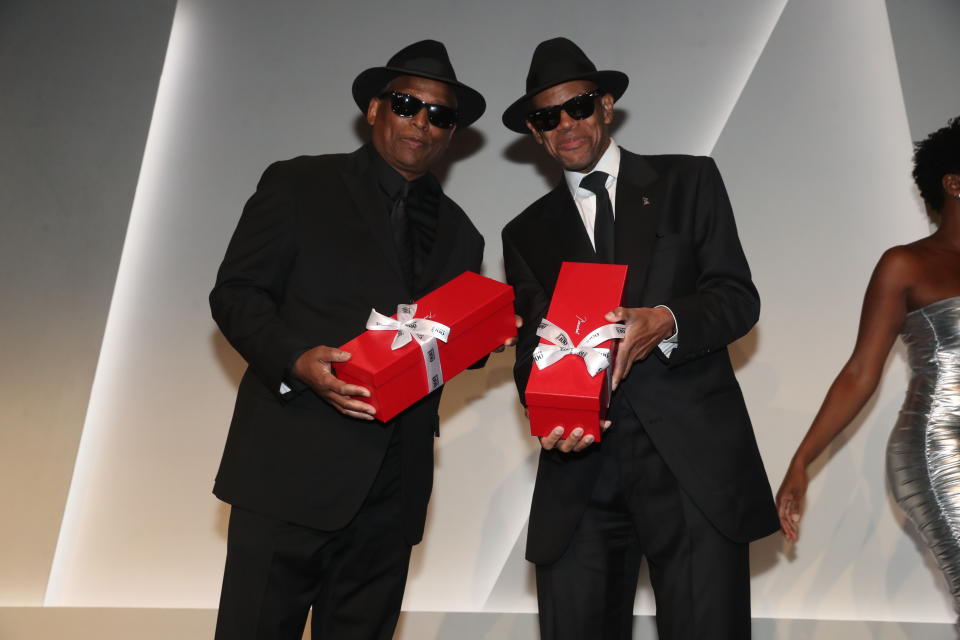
[887,296,960,615]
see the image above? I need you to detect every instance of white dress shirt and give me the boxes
[562,140,678,357]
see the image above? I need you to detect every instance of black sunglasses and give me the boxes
[526,90,603,132]
[380,91,458,129]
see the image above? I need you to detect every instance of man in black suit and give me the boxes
[210,40,490,640]
[501,38,778,640]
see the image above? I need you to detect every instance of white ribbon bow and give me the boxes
[366,304,452,391]
[532,318,626,377]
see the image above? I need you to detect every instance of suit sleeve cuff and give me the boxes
[279,348,310,398]
[654,305,678,358]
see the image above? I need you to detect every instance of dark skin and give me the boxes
[525,80,676,453]
[777,172,960,541]
[292,75,517,419]
[367,75,458,181]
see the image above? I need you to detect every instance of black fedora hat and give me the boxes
[352,39,486,128]
[502,37,628,134]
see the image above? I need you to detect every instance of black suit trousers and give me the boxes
[535,398,751,640]
[214,428,411,640]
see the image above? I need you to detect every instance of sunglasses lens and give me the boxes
[526,92,600,132]
[390,93,422,118]
[385,92,458,129]
[427,105,458,129]
[565,94,597,120]
[528,106,562,132]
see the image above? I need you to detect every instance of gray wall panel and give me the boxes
[0,0,176,604]
[886,0,960,141]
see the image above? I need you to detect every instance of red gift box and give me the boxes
[525,262,628,441]
[336,271,516,422]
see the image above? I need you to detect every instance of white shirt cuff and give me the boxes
[654,305,678,358]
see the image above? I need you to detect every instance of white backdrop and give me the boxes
[28,0,960,626]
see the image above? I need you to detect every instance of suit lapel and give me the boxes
[614,150,660,298]
[340,147,406,289]
[526,184,599,293]
[548,182,598,260]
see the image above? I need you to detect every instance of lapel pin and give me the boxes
[642,196,651,206]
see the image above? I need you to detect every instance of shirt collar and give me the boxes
[565,139,620,201]
[366,143,440,200]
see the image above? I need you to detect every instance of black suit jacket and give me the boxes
[210,146,483,544]
[502,149,778,564]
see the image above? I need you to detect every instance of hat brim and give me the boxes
[501,70,628,134]
[352,66,486,128]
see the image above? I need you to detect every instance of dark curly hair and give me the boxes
[912,116,960,213]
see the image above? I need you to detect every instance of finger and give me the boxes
[540,427,564,450]
[514,314,523,328]
[340,409,376,421]
[316,371,370,398]
[324,392,376,416]
[784,516,799,542]
[779,497,801,540]
[779,516,796,541]
[611,352,628,390]
[777,495,793,519]
[604,306,626,323]
[777,502,794,534]
[339,382,371,398]
[600,420,612,431]
[503,336,518,347]
[573,433,595,452]
[559,428,583,453]
[317,346,352,363]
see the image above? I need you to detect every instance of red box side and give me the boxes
[525,262,627,441]
[529,406,606,440]
[337,271,516,422]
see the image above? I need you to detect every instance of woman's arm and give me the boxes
[777,247,915,541]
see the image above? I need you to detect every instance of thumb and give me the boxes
[322,347,352,363]
[605,307,625,322]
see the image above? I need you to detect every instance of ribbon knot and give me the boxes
[532,318,625,377]
[366,304,451,391]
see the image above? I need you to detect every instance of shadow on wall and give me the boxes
[408,351,525,584]
[434,351,518,429]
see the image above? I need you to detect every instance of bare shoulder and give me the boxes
[871,244,925,291]
[877,243,925,272]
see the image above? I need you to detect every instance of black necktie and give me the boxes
[580,171,615,263]
[390,181,414,290]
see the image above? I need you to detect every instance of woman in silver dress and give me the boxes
[777,117,960,609]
